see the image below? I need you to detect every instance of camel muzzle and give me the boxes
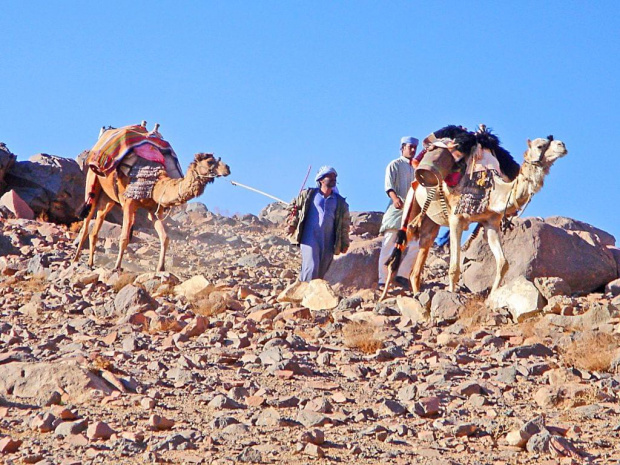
[415,147,455,187]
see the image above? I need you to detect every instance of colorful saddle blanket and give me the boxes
[87,125,182,176]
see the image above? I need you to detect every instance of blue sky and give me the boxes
[2,2,619,241]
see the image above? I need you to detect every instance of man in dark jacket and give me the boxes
[287,166,350,282]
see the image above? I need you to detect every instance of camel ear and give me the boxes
[527,139,532,148]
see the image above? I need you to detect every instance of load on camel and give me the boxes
[73,122,230,272]
[380,125,567,300]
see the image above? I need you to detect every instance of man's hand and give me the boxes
[392,197,404,209]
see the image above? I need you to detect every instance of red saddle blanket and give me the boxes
[87,125,181,176]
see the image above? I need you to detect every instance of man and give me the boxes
[378,136,420,289]
[287,166,350,282]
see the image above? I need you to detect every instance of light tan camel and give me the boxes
[381,137,567,299]
[73,152,230,271]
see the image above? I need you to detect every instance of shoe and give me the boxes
[394,276,411,290]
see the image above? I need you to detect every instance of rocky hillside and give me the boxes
[0,202,618,465]
[0,147,620,464]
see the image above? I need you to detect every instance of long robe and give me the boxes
[299,191,337,281]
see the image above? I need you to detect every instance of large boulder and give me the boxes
[0,361,113,404]
[462,217,617,295]
[4,154,85,224]
[324,237,381,289]
[0,143,17,192]
[259,202,289,225]
[350,211,383,237]
[488,276,545,321]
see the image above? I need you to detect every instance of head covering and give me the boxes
[315,165,338,184]
[401,136,419,146]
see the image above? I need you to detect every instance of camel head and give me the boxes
[524,138,552,165]
[543,139,568,164]
[193,153,231,179]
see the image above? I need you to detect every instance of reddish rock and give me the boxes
[0,436,22,453]
[87,421,116,440]
[150,414,175,430]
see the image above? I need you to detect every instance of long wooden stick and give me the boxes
[230,181,289,205]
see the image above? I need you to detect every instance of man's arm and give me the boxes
[385,162,403,209]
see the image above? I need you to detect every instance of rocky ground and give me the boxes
[1,206,620,465]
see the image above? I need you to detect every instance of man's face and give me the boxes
[320,173,337,189]
[402,143,417,159]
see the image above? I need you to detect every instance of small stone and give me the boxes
[87,421,116,440]
[150,414,175,430]
[141,397,156,409]
[304,443,325,458]
[299,428,325,445]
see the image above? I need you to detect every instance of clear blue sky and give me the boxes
[2,2,619,241]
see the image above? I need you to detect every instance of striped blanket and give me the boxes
[87,125,182,176]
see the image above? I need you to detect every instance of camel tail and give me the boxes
[379,267,394,302]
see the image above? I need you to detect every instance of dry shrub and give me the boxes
[90,355,114,372]
[37,211,49,222]
[192,293,228,317]
[458,295,491,331]
[112,273,138,292]
[13,275,47,294]
[342,321,384,354]
[560,331,620,373]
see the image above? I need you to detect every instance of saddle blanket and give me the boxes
[87,124,183,177]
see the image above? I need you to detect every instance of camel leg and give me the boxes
[448,217,465,292]
[114,200,138,271]
[73,173,102,263]
[88,200,115,268]
[486,224,508,294]
[410,218,440,293]
[148,210,169,272]
[73,203,97,264]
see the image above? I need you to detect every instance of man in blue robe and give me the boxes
[287,166,350,282]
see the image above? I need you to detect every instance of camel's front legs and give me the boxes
[409,218,440,293]
[114,200,138,271]
[448,217,465,292]
[486,224,508,294]
[148,210,169,272]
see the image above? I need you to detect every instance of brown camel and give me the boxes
[73,152,231,272]
[381,137,567,299]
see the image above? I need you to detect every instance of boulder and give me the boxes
[545,216,616,247]
[301,279,339,310]
[174,275,214,300]
[0,361,113,404]
[325,237,381,289]
[396,296,430,322]
[608,246,620,279]
[533,277,572,299]
[4,154,85,224]
[430,290,466,324]
[259,202,289,225]
[488,276,545,322]
[277,281,309,303]
[462,217,617,295]
[0,142,17,191]
[606,278,620,297]
[350,211,383,237]
[0,190,33,219]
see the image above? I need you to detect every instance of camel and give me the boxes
[73,151,230,272]
[381,136,567,300]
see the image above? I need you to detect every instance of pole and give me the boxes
[230,181,289,205]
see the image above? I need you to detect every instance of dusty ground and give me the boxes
[0,210,619,465]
